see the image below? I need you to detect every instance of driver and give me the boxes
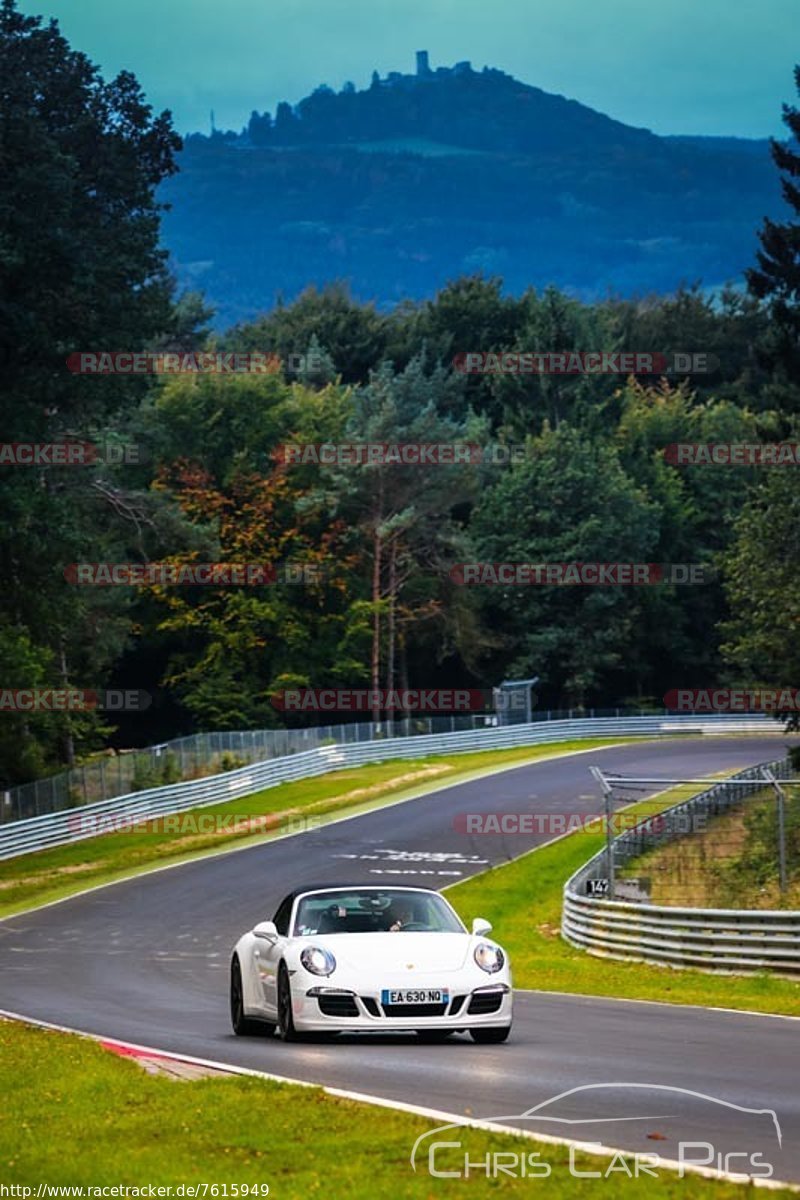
[388,907,414,932]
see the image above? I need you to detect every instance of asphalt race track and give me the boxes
[2,737,799,1183]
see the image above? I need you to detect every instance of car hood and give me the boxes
[301,931,474,973]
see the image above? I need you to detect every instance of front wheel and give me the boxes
[230,956,275,1036]
[277,962,301,1041]
[470,1025,511,1044]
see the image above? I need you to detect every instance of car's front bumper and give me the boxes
[289,978,513,1032]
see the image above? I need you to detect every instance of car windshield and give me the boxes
[292,889,465,936]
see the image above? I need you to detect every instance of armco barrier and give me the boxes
[0,713,780,862]
[562,755,800,976]
[2,714,500,822]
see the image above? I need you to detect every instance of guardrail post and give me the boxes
[590,765,616,899]
[762,767,788,894]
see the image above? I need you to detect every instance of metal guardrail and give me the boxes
[1,714,500,824]
[0,713,779,862]
[562,756,800,976]
[3,706,774,824]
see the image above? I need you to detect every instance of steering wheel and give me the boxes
[397,921,428,931]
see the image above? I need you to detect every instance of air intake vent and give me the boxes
[317,994,359,1017]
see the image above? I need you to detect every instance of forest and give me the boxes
[2,2,800,787]
[162,59,782,322]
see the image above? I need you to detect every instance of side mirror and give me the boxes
[472,917,492,936]
[253,920,278,940]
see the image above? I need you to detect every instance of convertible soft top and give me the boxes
[274,881,440,912]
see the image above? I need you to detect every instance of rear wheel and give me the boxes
[277,962,301,1042]
[230,956,275,1037]
[470,1025,511,1044]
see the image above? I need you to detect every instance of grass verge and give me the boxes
[617,787,800,909]
[0,739,635,920]
[1,1019,791,1196]
[446,784,800,1016]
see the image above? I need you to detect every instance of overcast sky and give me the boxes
[20,0,799,139]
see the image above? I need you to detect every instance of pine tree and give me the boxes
[746,65,800,408]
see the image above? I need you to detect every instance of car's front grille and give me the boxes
[360,996,380,1017]
[381,1002,448,1018]
[467,991,504,1015]
[317,993,360,1017]
[448,995,466,1016]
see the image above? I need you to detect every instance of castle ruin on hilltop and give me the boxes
[374,52,500,89]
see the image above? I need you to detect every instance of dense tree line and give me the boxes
[165,130,780,327]
[1,0,799,785]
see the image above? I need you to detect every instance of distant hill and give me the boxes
[159,55,784,326]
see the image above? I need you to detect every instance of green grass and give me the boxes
[1,1019,791,1196]
[447,785,800,1016]
[0,739,635,919]
[617,787,800,910]
[8,736,799,1019]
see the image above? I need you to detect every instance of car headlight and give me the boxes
[474,942,505,974]
[300,946,336,976]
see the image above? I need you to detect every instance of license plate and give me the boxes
[381,988,449,1005]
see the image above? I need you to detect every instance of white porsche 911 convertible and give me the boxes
[230,883,512,1043]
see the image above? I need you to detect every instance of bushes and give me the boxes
[130,752,181,792]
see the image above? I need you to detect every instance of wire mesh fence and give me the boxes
[1,712,501,824]
[603,758,798,908]
[0,707,779,829]
[562,756,800,975]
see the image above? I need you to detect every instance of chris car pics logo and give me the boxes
[410,1083,780,1181]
